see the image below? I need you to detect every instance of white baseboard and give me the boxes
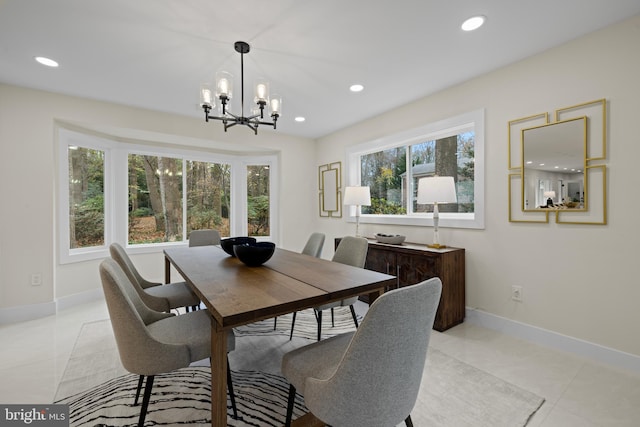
[0,289,104,325]
[0,301,56,324]
[55,288,104,311]
[466,307,640,375]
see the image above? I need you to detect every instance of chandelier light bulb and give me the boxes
[270,96,281,115]
[215,71,233,99]
[200,84,214,108]
[255,81,269,102]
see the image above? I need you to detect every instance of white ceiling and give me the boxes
[1,1,639,140]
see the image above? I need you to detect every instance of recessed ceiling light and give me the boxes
[461,15,486,32]
[350,84,364,92]
[295,116,305,122]
[34,56,59,67]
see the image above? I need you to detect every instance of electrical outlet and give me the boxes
[511,285,523,302]
[31,273,42,286]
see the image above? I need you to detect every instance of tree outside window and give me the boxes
[128,154,183,244]
[186,161,231,238]
[68,146,105,249]
[247,165,270,236]
[359,131,474,216]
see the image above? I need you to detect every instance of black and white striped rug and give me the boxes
[54,308,358,427]
[57,367,304,426]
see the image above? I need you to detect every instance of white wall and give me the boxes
[0,85,316,310]
[314,15,640,357]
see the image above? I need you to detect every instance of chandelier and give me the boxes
[199,41,281,135]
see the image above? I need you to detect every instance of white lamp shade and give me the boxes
[343,186,371,206]
[417,176,457,204]
[543,191,556,198]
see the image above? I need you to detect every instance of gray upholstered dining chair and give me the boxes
[289,236,367,341]
[99,258,237,427]
[301,232,325,258]
[188,229,221,247]
[274,232,326,330]
[109,243,200,313]
[282,277,442,427]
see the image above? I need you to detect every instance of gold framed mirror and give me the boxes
[508,99,607,225]
[319,162,342,217]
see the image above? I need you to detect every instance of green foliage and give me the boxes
[248,195,270,236]
[367,198,407,215]
[73,195,104,247]
[188,208,222,230]
[131,207,153,217]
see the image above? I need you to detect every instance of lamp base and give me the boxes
[426,243,448,249]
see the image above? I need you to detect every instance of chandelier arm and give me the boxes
[246,123,258,135]
[246,112,264,121]
[205,111,240,121]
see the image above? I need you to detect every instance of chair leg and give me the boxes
[227,357,238,419]
[138,375,154,427]
[331,307,335,327]
[405,414,414,427]
[134,375,144,405]
[316,310,322,341]
[284,384,296,427]
[289,312,297,340]
[274,316,278,330]
[349,305,359,328]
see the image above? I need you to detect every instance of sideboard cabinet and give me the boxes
[336,238,465,331]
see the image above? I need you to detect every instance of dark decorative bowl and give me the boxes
[220,237,257,256]
[233,242,276,267]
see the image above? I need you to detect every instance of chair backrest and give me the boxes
[301,232,325,258]
[189,229,221,247]
[109,243,168,311]
[303,278,443,427]
[109,243,159,289]
[332,236,368,268]
[99,258,191,376]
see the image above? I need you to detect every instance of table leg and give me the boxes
[211,320,228,427]
[164,256,171,284]
[367,286,385,304]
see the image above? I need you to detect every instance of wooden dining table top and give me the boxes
[163,245,396,329]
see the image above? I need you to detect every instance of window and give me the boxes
[68,146,105,248]
[128,154,184,244]
[58,127,278,263]
[186,160,231,237]
[346,109,484,229]
[247,164,270,236]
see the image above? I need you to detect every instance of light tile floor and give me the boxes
[1,299,639,426]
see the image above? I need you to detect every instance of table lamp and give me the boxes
[544,191,556,207]
[343,186,371,237]
[417,176,457,248]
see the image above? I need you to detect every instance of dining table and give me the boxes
[163,244,396,427]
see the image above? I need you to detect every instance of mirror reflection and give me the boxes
[522,117,586,210]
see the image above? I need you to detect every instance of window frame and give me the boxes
[57,127,279,264]
[345,109,485,229]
